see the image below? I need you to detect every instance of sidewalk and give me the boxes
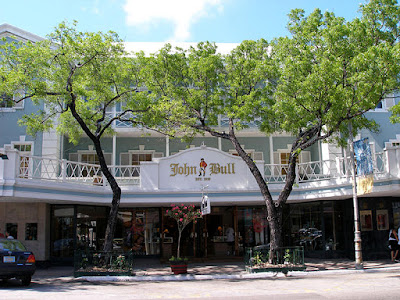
[33,258,400,282]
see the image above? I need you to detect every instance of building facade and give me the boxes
[1,24,400,264]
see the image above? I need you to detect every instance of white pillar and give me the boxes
[166,136,170,157]
[112,134,117,166]
[269,135,274,164]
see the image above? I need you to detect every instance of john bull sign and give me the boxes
[169,159,236,177]
[155,146,260,190]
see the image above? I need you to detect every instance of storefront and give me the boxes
[45,197,400,264]
[4,145,396,264]
[49,204,271,263]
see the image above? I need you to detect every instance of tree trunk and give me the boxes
[68,96,122,253]
[224,120,284,249]
[177,229,182,259]
[94,139,121,252]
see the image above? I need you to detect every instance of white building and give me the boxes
[1,24,400,264]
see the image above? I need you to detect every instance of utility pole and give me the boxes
[348,121,364,269]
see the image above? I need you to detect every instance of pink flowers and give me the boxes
[165,203,203,259]
[165,203,202,225]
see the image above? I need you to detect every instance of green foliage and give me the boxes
[141,0,400,249]
[0,21,158,252]
[0,21,152,142]
[165,204,202,231]
[139,39,276,137]
[272,0,400,146]
[251,251,269,266]
[169,256,189,263]
[283,249,292,263]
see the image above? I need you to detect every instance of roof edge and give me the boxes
[0,23,44,43]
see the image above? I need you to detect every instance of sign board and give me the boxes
[156,146,259,191]
[201,195,211,215]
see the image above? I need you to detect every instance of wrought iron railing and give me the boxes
[245,245,305,273]
[74,250,134,277]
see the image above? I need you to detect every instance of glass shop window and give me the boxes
[290,203,323,251]
[6,223,18,239]
[25,223,38,240]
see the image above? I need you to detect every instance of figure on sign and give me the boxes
[199,158,207,176]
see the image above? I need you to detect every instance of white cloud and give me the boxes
[123,0,224,41]
[81,0,101,16]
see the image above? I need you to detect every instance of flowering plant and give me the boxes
[165,204,202,259]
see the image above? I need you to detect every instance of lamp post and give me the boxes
[348,122,364,269]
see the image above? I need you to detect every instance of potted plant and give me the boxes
[165,204,202,274]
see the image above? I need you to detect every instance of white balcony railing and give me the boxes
[264,152,386,184]
[335,152,386,178]
[15,151,387,187]
[18,155,140,186]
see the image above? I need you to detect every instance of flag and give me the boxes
[353,138,374,195]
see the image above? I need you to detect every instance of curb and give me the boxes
[79,265,400,282]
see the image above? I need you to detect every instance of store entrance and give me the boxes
[161,206,270,260]
[51,206,75,264]
[199,207,236,259]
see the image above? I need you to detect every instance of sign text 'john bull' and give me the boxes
[170,158,235,177]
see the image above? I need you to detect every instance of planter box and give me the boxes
[245,246,306,274]
[170,263,188,275]
[74,250,134,277]
[169,260,188,275]
[246,265,306,274]
[74,270,134,277]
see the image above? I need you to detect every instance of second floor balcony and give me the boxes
[0,145,393,193]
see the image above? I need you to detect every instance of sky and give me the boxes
[1,0,364,43]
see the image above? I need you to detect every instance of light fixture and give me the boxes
[0,153,8,160]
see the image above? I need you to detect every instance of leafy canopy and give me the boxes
[0,21,152,144]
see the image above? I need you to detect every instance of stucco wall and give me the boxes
[0,202,50,261]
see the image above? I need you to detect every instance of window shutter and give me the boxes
[253,152,264,161]
[104,153,112,165]
[299,151,311,163]
[69,153,78,162]
[273,152,279,164]
[386,98,395,109]
[120,153,130,165]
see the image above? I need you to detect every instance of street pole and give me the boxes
[348,121,364,269]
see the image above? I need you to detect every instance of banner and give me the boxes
[353,138,374,195]
[201,195,211,215]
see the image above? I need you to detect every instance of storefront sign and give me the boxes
[154,145,260,191]
[169,160,235,177]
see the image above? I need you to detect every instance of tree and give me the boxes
[0,22,152,251]
[165,204,202,259]
[138,0,400,252]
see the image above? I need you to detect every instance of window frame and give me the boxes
[0,89,25,111]
[12,142,34,178]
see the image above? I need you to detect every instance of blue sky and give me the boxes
[1,0,363,43]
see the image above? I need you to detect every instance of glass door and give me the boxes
[51,206,75,263]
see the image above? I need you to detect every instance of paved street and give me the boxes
[1,267,400,299]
